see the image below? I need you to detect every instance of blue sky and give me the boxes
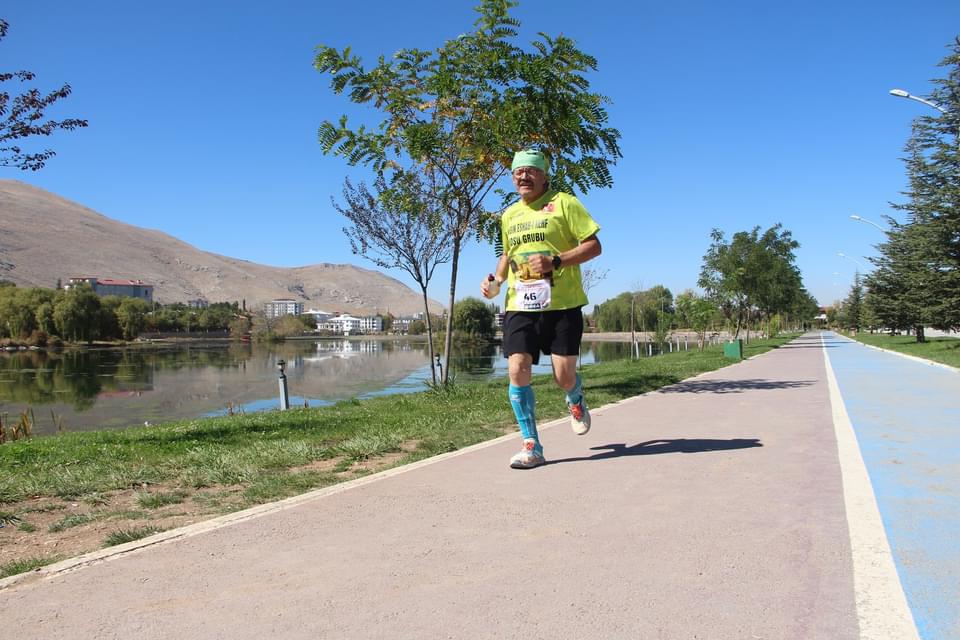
[3,1,959,309]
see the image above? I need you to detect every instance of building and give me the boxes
[392,313,425,334]
[303,308,334,324]
[360,315,383,333]
[318,314,384,336]
[65,277,154,302]
[265,299,304,319]
[187,298,210,309]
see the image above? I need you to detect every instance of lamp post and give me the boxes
[850,214,886,232]
[889,88,947,114]
[837,252,866,271]
[277,359,290,410]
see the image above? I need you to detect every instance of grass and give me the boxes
[136,490,188,509]
[103,526,164,547]
[0,555,62,579]
[48,513,95,532]
[850,333,960,368]
[0,334,798,509]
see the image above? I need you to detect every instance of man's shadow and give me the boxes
[547,438,762,465]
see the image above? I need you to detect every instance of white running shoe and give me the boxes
[509,439,546,469]
[568,398,591,435]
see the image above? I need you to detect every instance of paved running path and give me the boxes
[824,332,960,640]
[0,332,953,638]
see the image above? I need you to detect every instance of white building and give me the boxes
[360,315,383,333]
[265,299,304,319]
[318,314,383,336]
[393,313,425,333]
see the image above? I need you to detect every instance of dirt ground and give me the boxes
[0,448,420,574]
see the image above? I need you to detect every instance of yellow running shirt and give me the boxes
[500,190,600,312]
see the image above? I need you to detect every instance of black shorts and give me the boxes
[502,307,584,365]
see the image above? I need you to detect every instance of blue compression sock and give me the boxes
[508,384,540,451]
[565,373,583,406]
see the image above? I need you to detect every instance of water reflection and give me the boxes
[0,339,630,435]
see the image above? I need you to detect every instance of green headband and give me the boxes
[511,149,548,173]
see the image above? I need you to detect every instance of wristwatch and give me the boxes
[552,255,562,270]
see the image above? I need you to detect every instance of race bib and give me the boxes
[515,278,551,311]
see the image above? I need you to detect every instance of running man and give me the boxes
[481,149,602,469]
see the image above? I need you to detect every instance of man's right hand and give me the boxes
[480,277,492,298]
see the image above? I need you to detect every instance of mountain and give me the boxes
[0,180,443,316]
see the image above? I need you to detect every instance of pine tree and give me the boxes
[867,37,960,340]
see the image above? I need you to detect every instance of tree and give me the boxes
[580,266,608,300]
[333,174,451,385]
[228,314,252,340]
[698,224,802,340]
[315,0,621,383]
[675,289,719,350]
[52,285,100,343]
[593,291,632,332]
[407,319,426,335]
[452,297,495,339]
[116,298,150,340]
[866,39,960,340]
[1,20,88,170]
[843,273,864,332]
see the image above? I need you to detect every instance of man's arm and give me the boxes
[481,254,510,298]
[526,235,602,274]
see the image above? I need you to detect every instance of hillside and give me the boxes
[0,180,442,316]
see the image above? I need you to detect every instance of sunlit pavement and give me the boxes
[0,332,956,639]
[823,332,960,639]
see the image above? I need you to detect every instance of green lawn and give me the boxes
[850,332,960,369]
[0,334,798,507]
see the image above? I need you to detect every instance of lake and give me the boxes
[0,338,632,436]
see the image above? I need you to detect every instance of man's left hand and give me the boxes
[527,254,554,275]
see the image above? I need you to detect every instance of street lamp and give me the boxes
[889,88,947,114]
[850,214,886,232]
[837,252,866,270]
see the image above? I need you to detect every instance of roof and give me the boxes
[97,279,153,287]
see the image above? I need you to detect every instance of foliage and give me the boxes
[698,224,803,339]
[841,273,864,330]
[592,285,674,333]
[269,314,312,338]
[865,39,960,341]
[0,19,88,170]
[675,290,720,349]
[53,284,101,343]
[407,319,427,335]
[334,174,450,383]
[114,297,150,340]
[315,0,621,383]
[452,297,495,338]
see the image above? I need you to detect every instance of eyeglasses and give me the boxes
[512,168,542,178]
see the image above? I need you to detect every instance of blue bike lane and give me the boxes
[824,332,960,639]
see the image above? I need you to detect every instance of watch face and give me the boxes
[553,255,562,269]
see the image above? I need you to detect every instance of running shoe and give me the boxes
[509,439,546,469]
[568,398,591,435]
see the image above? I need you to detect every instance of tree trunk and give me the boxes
[421,286,437,385]
[442,235,462,385]
[915,324,926,343]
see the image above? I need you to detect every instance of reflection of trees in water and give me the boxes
[449,342,497,375]
[587,341,631,363]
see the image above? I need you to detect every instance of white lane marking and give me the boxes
[822,332,919,639]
